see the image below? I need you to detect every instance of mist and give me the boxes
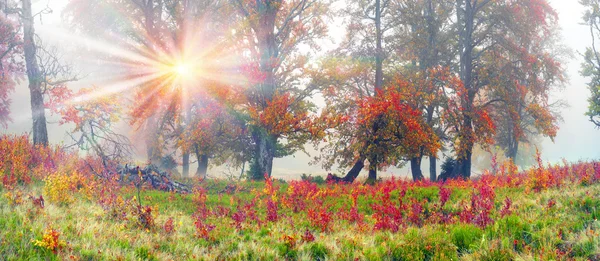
[2,0,599,180]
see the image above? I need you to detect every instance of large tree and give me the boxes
[231,0,330,179]
[445,0,561,179]
[394,0,455,181]
[310,0,401,183]
[582,0,600,128]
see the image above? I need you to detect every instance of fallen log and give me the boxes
[118,164,191,194]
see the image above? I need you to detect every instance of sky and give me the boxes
[3,0,600,179]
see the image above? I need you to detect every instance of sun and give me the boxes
[174,62,191,77]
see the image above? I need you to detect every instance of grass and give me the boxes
[1,177,599,260]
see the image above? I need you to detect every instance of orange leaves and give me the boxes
[473,108,497,146]
[249,93,316,138]
[0,135,66,188]
[356,81,441,162]
[48,86,121,131]
[526,103,557,139]
[32,227,66,254]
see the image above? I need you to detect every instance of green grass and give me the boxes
[2,179,600,260]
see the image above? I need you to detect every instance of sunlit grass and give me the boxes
[2,178,600,260]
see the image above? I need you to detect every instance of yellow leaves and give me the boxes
[31,227,66,254]
[4,189,23,205]
[43,170,87,205]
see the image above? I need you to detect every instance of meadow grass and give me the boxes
[1,178,599,260]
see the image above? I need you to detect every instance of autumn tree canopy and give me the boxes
[0,0,565,182]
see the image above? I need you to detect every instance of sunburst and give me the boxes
[45,12,247,117]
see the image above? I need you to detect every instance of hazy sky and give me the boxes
[3,0,599,179]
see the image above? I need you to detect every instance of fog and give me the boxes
[2,0,599,179]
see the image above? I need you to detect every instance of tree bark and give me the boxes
[374,0,383,91]
[429,156,437,182]
[145,116,160,164]
[196,154,209,178]
[366,160,377,185]
[453,149,472,179]
[252,129,276,179]
[334,156,365,183]
[23,0,48,146]
[182,151,190,177]
[454,0,476,179]
[410,157,424,181]
[252,1,279,178]
[332,0,383,184]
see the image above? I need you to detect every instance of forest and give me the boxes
[1,0,600,260]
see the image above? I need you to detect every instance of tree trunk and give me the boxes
[196,154,209,178]
[454,0,475,179]
[145,115,161,164]
[429,156,437,182]
[366,163,377,185]
[506,134,519,161]
[410,157,424,181]
[252,130,276,179]
[334,0,383,184]
[374,0,383,90]
[334,157,365,183]
[23,0,48,146]
[251,1,279,179]
[182,151,190,177]
[453,148,472,179]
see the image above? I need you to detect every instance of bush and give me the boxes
[0,135,67,189]
[0,135,34,188]
[43,171,84,205]
[451,224,483,254]
[300,174,326,185]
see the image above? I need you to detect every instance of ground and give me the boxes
[1,163,600,260]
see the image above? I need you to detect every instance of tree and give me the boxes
[231,0,330,179]
[582,0,600,128]
[446,0,561,179]
[316,71,440,183]
[310,0,401,183]
[0,7,23,127]
[22,0,50,145]
[47,86,132,166]
[1,1,75,145]
[393,0,455,181]
[66,0,241,176]
[485,1,564,161]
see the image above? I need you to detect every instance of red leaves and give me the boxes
[307,205,333,232]
[460,184,496,228]
[355,82,441,164]
[301,229,315,243]
[194,217,216,240]
[163,217,175,234]
[439,187,452,207]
